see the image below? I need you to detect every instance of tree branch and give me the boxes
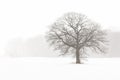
[54,32,75,48]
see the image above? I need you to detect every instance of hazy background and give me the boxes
[0,0,120,57]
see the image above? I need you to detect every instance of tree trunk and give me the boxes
[76,49,81,64]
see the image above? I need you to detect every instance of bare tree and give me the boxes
[46,12,108,64]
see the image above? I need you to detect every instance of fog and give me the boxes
[4,35,58,57]
[1,32,119,57]
[1,0,120,57]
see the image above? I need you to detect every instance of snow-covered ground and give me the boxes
[0,57,120,80]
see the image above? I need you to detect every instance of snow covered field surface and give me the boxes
[0,57,120,80]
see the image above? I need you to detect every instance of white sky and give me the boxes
[0,0,120,55]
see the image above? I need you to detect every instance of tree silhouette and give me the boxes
[46,12,108,64]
